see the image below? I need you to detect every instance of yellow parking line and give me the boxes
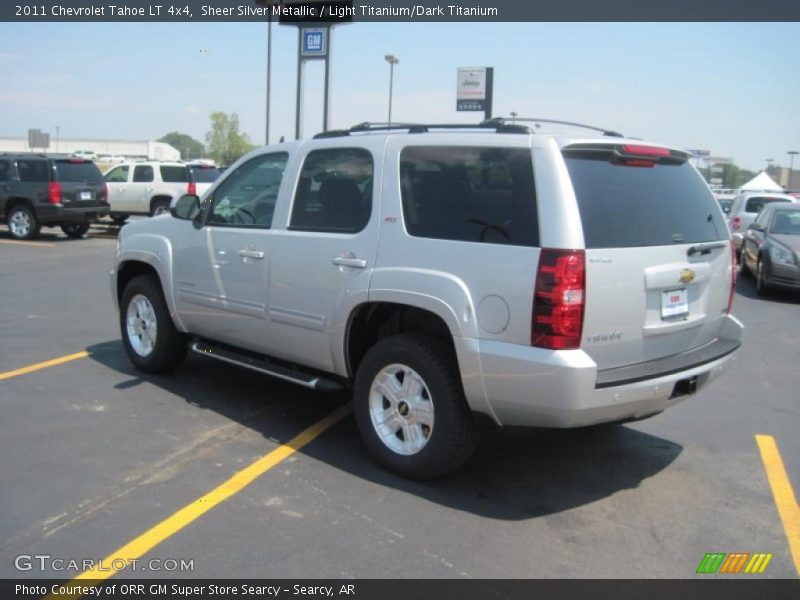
[0,351,89,381]
[0,239,56,247]
[755,434,800,575]
[46,403,353,599]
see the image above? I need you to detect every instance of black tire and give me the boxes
[6,204,40,240]
[755,258,771,296]
[354,333,479,479]
[61,223,90,238]
[120,274,187,373]
[112,215,128,226]
[740,254,752,278]
[150,200,171,217]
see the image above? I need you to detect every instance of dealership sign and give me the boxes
[457,67,491,112]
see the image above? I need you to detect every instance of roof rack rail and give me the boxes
[482,117,624,138]
[312,121,532,139]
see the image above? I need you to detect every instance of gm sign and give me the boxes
[302,28,327,57]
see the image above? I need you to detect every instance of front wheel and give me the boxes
[7,205,40,240]
[120,275,187,373]
[755,258,771,296]
[61,223,90,238]
[354,334,478,479]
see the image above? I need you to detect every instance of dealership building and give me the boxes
[0,136,180,161]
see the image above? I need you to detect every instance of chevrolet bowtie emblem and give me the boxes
[679,269,696,284]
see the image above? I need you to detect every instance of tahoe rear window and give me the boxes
[744,196,790,213]
[189,167,221,183]
[160,166,190,183]
[565,154,727,248]
[54,161,103,183]
[400,146,539,247]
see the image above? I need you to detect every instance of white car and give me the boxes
[72,150,97,161]
[98,155,126,164]
[104,161,195,222]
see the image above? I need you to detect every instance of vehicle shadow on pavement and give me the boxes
[735,271,800,304]
[86,340,683,522]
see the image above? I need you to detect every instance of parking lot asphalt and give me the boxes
[0,222,798,581]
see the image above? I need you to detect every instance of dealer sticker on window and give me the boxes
[661,288,689,319]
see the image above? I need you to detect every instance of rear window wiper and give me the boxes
[687,242,727,257]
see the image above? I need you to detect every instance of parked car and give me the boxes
[111,120,742,479]
[727,191,796,257]
[186,162,222,197]
[97,155,126,164]
[741,204,800,294]
[72,150,97,161]
[104,161,195,223]
[0,153,109,240]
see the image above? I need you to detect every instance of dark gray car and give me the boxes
[741,204,800,294]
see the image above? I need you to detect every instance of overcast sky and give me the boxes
[1,21,798,171]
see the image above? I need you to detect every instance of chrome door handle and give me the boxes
[332,256,367,268]
[238,249,265,259]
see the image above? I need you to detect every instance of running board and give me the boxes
[190,340,346,393]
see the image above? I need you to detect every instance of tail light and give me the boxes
[532,249,586,350]
[187,182,197,195]
[726,240,736,314]
[731,216,741,231]
[620,144,670,157]
[101,183,109,204]
[49,182,62,205]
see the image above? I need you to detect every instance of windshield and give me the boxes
[771,210,800,235]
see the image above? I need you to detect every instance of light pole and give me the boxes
[256,0,278,145]
[787,151,798,189]
[384,54,398,126]
[765,158,774,173]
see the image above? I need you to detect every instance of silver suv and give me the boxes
[110,120,743,479]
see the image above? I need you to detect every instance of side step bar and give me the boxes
[190,340,346,394]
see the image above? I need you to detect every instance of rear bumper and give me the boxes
[37,203,109,224]
[731,232,744,250]
[470,314,743,428]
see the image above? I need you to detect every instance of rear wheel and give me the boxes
[150,200,170,217]
[120,275,187,373]
[61,223,90,238]
[111,215,128,226]
[354,334,478,479]
[7,205,40,240]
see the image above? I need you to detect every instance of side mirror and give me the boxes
[171,194,201,221]
[748,222,764,231]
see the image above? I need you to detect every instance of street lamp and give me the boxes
[384,54,398,126]
[765,158,774,172]
[788,151,799,189]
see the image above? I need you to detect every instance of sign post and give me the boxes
[456,67,494,121]
[280,1,353,140]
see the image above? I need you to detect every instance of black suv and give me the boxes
[0,153,109,240]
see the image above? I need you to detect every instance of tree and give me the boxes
[719,164,756,188]
[205,112,256,166]
[158,132,205,160]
